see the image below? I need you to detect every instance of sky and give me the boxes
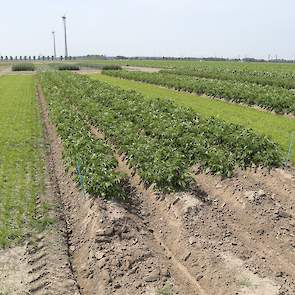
[1,0,295,59]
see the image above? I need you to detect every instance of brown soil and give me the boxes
[77,68,102,75]
[0,66,11,76]
[0,246,29,294]
[123,66,162,73]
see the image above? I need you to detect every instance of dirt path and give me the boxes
[78,65,161,75]
[0,66,11,76]
[192,168,295,294]
[77,68,102,75]
[123,66,161,73]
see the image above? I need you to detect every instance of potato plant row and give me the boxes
[103,70,295,115]
[40,76,126,199]
[161,66,295,89]
[41,72,283,192]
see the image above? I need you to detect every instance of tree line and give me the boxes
[0,56,76,61]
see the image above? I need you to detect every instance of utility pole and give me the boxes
[62,15,68,58]
[52,31,57,59]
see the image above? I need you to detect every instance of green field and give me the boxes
[0,75,46,247]
[90,73,295,164]
[77,59,295,73]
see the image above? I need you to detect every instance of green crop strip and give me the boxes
[0,75,46,247]
[41,72,283,192]
[91,74,295,164]
[40,76,126,199]
[11,63,35,71]
[103,70,295,115]
[161,65,295,89]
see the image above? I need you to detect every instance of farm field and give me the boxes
[91,73,295,163]
[39,71,295,294]
[0,63,295,295]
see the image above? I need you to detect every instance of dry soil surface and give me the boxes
[123,66,161,73]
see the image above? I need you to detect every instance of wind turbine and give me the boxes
[62,14,68,58]
[52,31,57,59]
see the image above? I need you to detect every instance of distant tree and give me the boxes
[116,55,127,60]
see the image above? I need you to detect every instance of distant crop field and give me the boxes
[77,58,295,71]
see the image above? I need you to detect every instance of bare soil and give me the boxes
[123,66,162,73]
[0,66,11,76]
[1,82,294,295]
[77,68,102,75]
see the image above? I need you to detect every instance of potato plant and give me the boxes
[41,76,126,199]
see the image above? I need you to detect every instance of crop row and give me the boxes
[161,65,295,89]
[103,70,295,115]
[40,75,126,199]
[12,63,35,71]
[41,72,283,192]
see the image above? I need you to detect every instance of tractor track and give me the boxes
[33,85,81,295]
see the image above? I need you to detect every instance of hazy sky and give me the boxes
[1,0,295,59]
